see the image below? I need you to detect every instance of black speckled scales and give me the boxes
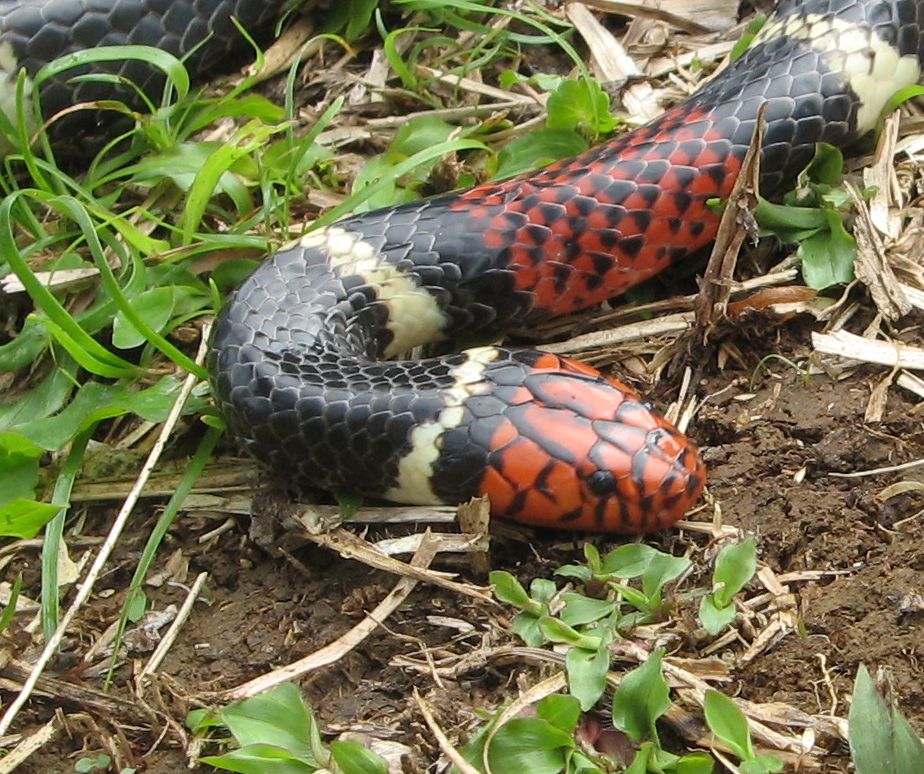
[0,0,289,123]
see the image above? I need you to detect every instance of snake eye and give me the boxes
[588,470,616,495]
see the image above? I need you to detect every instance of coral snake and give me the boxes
[4,1,921,533]
[209,0,924,534]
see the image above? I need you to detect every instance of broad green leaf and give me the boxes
[530,578,559,604]
[601,544,657,578]
[612,583,650,610]
[893,710,924,773]
[699,595,737,636]
[75,754,112,773]
[495,128,587,179]
[624,741,655,774]
[0,366,74,430]
[675,752,716,774]
[546,78,616,137]
[125,588,147,623]
[560,592,617,627]
[849,665,924,774]
[111,286,177,349]
[329,740,388,774]
[218,684,317,764]
[801,143,844,187]
[712,538,757,607]
[799,209,856,289]
[490,571,537,611]
[391,116,457,157]
[539,617,601,650]
[512,611,547,647]
[202,743,313,774]
[641,551,690,603]
[537,694,581,734]
[0,432,43,502]
[566,643,610,711]
[486,717,573,774]
[611,648,670,742]
[554,564,592,582]
[704,689,753,761]
[0,498,63,539]
[754,198,825,240]
[16,377,193,451]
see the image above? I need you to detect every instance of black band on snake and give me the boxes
[6,0,922,533]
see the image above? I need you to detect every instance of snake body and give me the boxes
[0,0,288,137]
[5,1,923,533]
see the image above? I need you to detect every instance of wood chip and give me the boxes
[566,2,661,122]
[813,329,924,370]
[694,103,764,331]
[576,0,736,33]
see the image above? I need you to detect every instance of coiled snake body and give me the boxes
[5,1,923,533]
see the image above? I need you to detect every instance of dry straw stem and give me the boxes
[0,716,58,774]
[414,688,482,774]
[577,0,733,34]
[694,103,764,331]
[140,571,210,679]
[566,2,660,122]
[293,520,493,602]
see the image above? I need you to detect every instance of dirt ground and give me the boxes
[10,311,924,772]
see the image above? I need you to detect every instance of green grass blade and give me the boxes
[40,427,92,639]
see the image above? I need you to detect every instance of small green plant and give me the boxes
[494,74,619,179]
[462,693,604,773]
[698,538,757,635]
[187,683,388,774]
[492,543,691,708]
[848,665,924,774]
[482,543,771,772]
[461,650,783,774]
[754,143,859,289]
[704,690,782,773]
[74,754,112,773]
[612,649,715,773]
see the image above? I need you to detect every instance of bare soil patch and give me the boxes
[11,318,924,772]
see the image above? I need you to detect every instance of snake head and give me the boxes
[469,351,706,534]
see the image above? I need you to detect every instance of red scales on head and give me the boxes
[475,353,705,534]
